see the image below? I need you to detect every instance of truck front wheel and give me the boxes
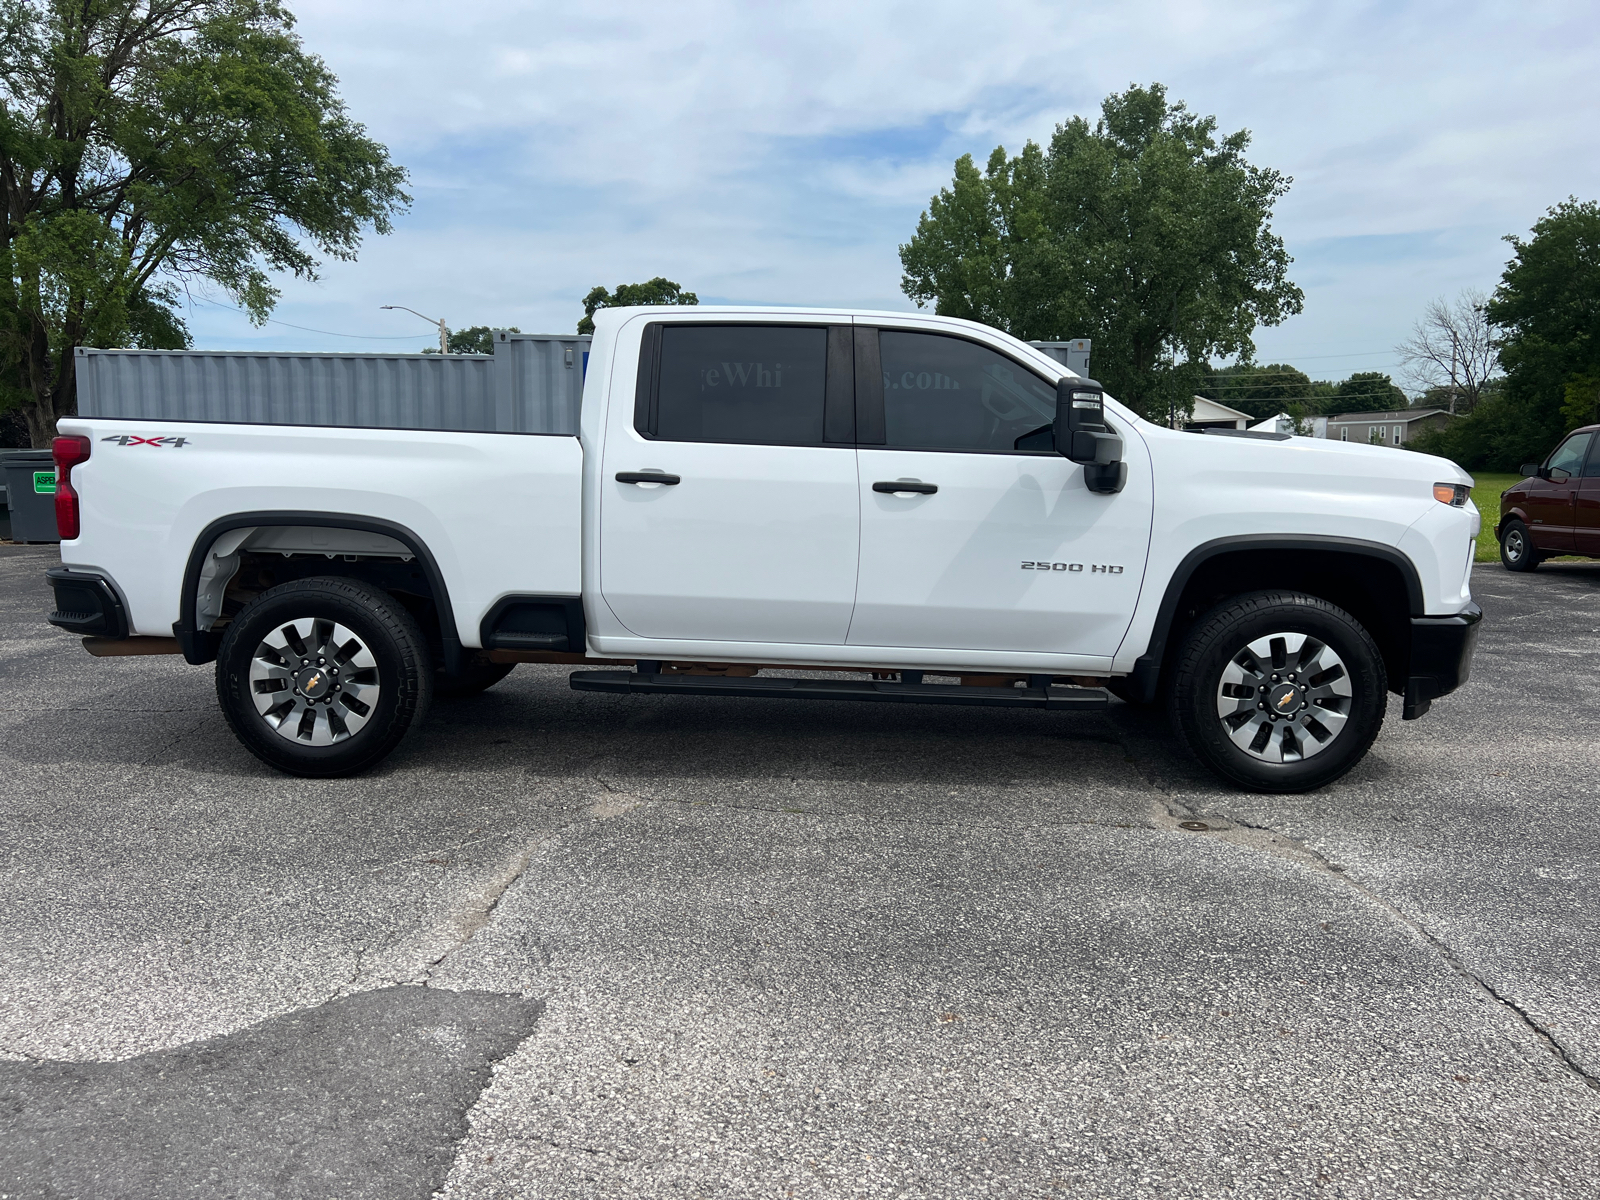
[1498,519,1540,571]
[216,577,433,777]
[1169,591,1387,793]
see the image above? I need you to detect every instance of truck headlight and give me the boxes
[1433,482,1470,506]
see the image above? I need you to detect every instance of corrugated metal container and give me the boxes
[491,332,589,435]
[73,332,590,436]
[1029,339,1092,376]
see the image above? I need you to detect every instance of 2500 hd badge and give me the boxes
[1020,561,1124,573]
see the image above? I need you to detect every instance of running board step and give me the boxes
[568,671,1109,710]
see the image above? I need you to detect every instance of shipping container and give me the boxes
[73,333,590,436]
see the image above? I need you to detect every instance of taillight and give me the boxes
[52,435,91,540]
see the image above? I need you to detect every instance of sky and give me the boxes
[184,0,1600,389]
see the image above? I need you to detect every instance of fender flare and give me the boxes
[173,510,461,672]
[1118,534,1425,704]
[1495,505,1530,539]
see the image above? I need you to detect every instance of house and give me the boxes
[1324,409,1451,447]
[1249,412,1328,438]
[1179,396,1253,431]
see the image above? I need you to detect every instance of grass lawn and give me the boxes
[1468,473,1521,562]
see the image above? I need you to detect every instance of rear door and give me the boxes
[1524,432,1590,553]
[598,320,860,645]
[846,324,1153,658]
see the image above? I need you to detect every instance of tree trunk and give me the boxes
[22,396,61,448]
[21,335,73,447]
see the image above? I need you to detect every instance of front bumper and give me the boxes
[45,567,130,639]
[1402,602,1482,720]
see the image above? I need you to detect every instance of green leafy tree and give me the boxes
[1416,200,1600,470]
[1324,371,1408,416]
[899,83,1303,421]
[1485,198,1600,453]
[578,277,697,335]
[0,0,408,445]
[1200,362,1318,420]
[421,325,519,355]
[1561,372,1600,430]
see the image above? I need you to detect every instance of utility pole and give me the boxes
[1448,328,1459,415]
[381,305,449,354]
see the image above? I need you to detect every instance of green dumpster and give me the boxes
[1,449,60,543]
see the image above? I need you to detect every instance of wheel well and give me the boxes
[1159,548,1414,694]
[222,551,442,653]
[177,514,462,671]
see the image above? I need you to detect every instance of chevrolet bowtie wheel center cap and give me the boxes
[1267,682,1301,714]
[295,666,334,700]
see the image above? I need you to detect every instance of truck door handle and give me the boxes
[616,471,680,485]
[873,480,937,495]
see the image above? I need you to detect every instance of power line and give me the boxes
[1203,369,1400,381]
[1239,349,1402,361]
[190,297,422,341]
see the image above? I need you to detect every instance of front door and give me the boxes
[1524,431,1590,553]
[598,321,860,645]
[846,327,1152,659]
[1577,434,1600,557]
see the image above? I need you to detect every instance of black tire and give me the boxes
[1168,591,1387,793]
[1499,519,1540,572]
[216,576,433,777]
[435,659,516,698]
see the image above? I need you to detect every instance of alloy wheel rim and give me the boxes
[1506,529,1525,560]
[248,617,380,745]
[1215,631,1353,763]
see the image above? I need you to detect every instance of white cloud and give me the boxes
[190,0,1600,378]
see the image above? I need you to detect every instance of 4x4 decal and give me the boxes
[101,435,190,447]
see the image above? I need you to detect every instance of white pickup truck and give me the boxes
[45,306,1481,792]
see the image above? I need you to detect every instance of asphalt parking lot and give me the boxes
[2,543,1598,1199]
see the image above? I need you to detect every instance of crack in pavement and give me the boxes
[420,847,539,983]
[1133,766,1600,1095]
[223,830,525,924]
[135,715,212,769]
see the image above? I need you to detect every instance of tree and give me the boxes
[0,0,408,445]
[577,277,696,335]
[1485,199,1600,450]
[899,83,1303,421]
[421,325,518,355]
[1410,200,1600,470]
[1199,362,1318,420]
[1395,289,1497,414]
[1324,371,1407,416]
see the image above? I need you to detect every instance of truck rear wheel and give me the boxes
[1168,591,1387,793]
[216,577,433,777]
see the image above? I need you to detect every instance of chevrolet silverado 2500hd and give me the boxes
[45,306,1481,792]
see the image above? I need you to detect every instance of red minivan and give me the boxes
[1498,424,1600,569]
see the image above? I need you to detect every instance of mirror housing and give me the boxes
[1519,462,1544,480]
[1055,376,1125,493]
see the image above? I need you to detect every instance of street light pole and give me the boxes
[380,305,449,354]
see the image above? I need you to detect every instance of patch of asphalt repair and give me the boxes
[1,986,542,1200]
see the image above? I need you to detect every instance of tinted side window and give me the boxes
[1547,432,1591,479]
[1582,434,1600,477]
[653,325,827,446]
[879,332,1057,452]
